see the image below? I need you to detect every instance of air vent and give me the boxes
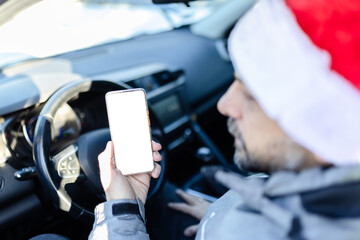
[153,70,183,86]
[127,70,184,92]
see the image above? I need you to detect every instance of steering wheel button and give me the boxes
[68,157,80,170]
[60,170,68,176]
[60,159,67,167]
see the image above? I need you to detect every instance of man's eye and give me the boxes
[234,77,255,101]
[243,91,255,101]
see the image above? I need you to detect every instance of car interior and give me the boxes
[0,0,258,239]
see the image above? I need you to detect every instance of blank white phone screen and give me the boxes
[105,89,154,175]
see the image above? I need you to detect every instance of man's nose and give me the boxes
[217,82,243,119]
[217,92,230,117]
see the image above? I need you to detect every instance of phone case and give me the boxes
[105,88,154,175]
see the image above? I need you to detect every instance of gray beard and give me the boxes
[227,118,253,171]
[227,118,316,173]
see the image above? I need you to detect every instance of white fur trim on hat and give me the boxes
[228,0,360,165]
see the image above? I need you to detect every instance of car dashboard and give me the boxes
[0,27,235,239]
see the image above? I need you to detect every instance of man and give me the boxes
[89,0,360,239]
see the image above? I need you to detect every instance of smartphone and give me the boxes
[105,88,154,175]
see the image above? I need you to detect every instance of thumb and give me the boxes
[184,224,199,237]
[98,141,115,191]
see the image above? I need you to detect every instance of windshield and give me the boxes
[0,0,228,69]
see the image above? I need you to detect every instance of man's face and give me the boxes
[217,79,319,173]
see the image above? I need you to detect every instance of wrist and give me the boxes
[105,191,136,201]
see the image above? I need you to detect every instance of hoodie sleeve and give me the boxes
[89,198,149,240]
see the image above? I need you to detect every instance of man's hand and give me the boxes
[98,141,162,204]
[168,189,211,237]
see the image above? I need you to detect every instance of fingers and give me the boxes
[175,189,200,205]
[150,141,162,178]
[152,151,162,162]
[151,141,162,164]
[152,140,162,151]
[184,224,199,237]
[167,202,193,215]
[150,162,161,178]
[168,189,211,220]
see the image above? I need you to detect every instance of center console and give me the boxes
[124,68,240,201]
[125,69,192,151]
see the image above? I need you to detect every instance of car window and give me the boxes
[0,0,228,68]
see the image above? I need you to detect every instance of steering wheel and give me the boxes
[33,80,166,222]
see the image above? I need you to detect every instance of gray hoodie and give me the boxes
[89,166,360,240]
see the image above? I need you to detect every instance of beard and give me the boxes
[227,118,319,173]
[227,118,261,173]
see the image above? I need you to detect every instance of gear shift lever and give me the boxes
[195,147,214,163]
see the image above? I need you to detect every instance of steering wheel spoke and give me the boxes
[51,144,85,182]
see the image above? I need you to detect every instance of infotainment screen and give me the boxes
[150,94,184,127]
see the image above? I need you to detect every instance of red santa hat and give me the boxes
[228,0,360,165]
